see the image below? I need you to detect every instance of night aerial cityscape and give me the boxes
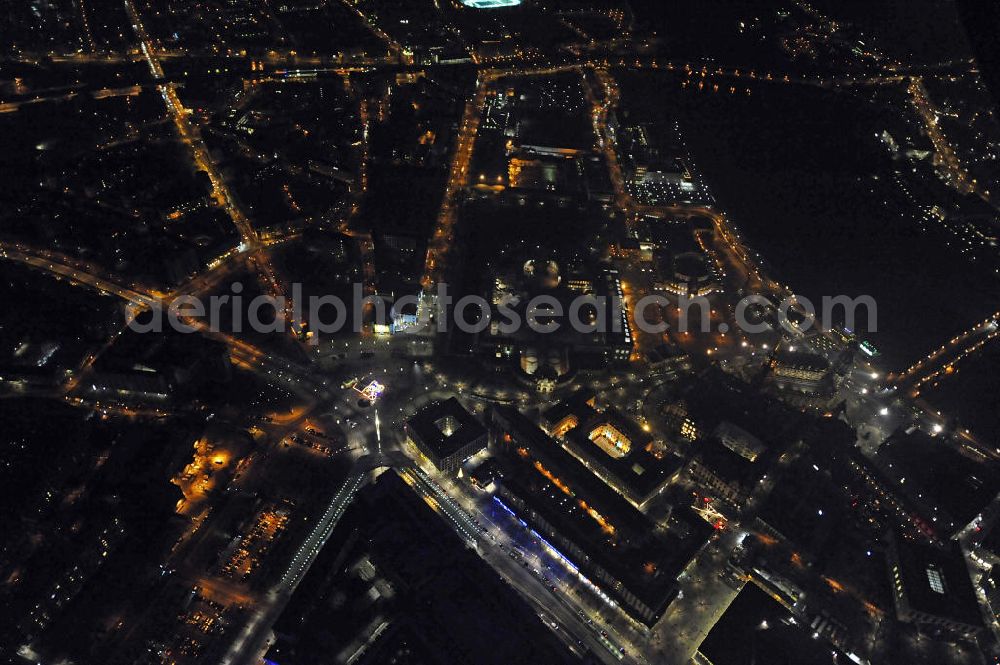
[4,1,1000,664]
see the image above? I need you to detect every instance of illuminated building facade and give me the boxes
[587,422,631,458]
[768,350,831,394]
[712,421,765,462]
[656,251,716,297]
[687,439,765,507]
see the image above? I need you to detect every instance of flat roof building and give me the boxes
[876,429,1000,539]
[405,397,488,473]
[887,535,984,639]
[712,421,766,462]
[490,406,711,627]
[697,584,853,665]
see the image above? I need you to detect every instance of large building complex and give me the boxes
[473,263,633,383]
[618,120,714,205]
[489,406,711,627]
[687,437,769,507]
[541,390,683,509]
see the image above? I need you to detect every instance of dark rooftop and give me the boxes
[699,584,851,665]
[405,397,488,461]
[696,438,767,489]
[980,519,1000,560]
[673,252,711,280]
[541,388,596,427]
[891,536,984,630]
[672,368,805,446]
[639,220,701,253]
[877,429,1000,528]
